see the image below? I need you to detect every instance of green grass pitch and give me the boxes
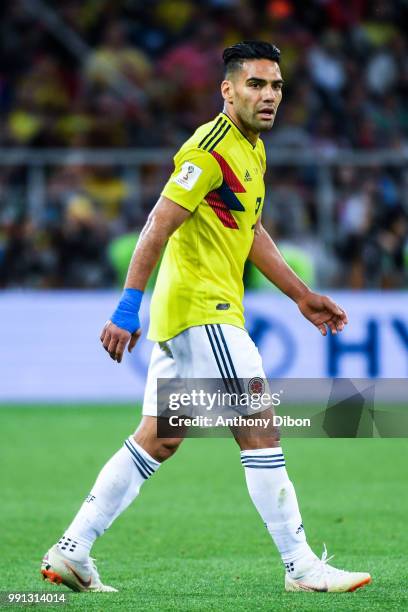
[1,404,407,611]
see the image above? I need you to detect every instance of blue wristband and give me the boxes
[111,288,143,334]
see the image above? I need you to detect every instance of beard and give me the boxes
[255,117,276,131]
[236,105,276,134]
[243,114,276,133]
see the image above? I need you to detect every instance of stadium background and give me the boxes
[1,1,407,609]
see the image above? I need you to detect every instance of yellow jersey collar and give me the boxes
[221,111,258,149]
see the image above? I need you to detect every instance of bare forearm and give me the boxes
[124,215,165,290]
[124,196,190,290]
[248,223,310,302]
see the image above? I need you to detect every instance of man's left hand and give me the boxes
[297,291,348,336]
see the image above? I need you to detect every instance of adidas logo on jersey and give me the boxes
[244,170,252,182]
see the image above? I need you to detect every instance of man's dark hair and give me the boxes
[223,41,280,76]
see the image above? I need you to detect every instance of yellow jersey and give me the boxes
[148,112,266,342]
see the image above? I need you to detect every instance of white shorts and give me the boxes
[142,324,265,416]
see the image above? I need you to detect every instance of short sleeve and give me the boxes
[161,146,223,212]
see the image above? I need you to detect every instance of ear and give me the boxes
[221,79,234,104]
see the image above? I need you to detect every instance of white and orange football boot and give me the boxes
[41,545,117,593]
[285,545,371,593]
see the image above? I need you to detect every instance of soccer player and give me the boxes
[41,41,371,593]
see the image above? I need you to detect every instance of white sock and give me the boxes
[57,437,160,562]
[241,447,317,578]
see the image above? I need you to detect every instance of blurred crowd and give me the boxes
[0,0,407,289]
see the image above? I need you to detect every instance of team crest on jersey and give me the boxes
[173,161,202,191]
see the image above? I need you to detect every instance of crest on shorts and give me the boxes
[248,377,264,395]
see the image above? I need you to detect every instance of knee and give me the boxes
[132,432,183,463]
[155,438,183,462]
[234,428,281,451]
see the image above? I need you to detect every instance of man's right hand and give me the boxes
[100,321,142,363]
